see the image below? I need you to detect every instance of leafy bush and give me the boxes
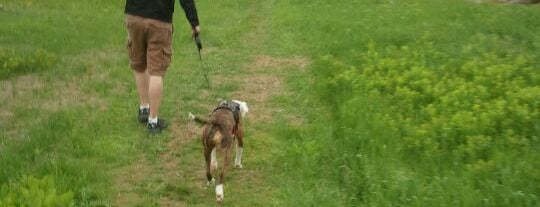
[319,42,539,163]
[0,175,74,207]
[306,42,540,206]
[271,0,540,206]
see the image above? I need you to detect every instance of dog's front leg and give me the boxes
[234,140,243,169]
[234,129,244,169]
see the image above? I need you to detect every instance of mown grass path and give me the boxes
[111,1,307,206]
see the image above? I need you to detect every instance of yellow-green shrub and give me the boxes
[0,176,74,207]
[317,43,538,165]
[0,49,56,80]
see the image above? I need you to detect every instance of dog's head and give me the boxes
[232,100,249,117]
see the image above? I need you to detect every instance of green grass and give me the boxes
[270,0,540,206]
[1,0,286,206]
[1,0,539,206]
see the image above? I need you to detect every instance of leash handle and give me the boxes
[194,32,202,60]
[194,33,202,50]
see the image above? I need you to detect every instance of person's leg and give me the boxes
[134,70,150,107]
[146,73,168,133]
[148,75,163,119]
[126,15,150,122]
[146,18,172,133]
[134,70,150,122]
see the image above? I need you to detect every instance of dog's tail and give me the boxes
[188,112,210,124]
[189,112,232,147]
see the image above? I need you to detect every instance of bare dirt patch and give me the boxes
[40,80,108,112]
[233,55,310,123]
[112,156,152,206]
[234,74,282,102]
[0,49,120,117]
[165,121,201,178]
[1,75,45,131]
[232,74,282,122]
[0,74,44,104]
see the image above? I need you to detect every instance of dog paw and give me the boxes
[234,163,243,169]
[188,112,195,120]
[215,184,224,203]
[216,195,223,203]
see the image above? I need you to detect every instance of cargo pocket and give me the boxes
[162,47,172,69]
[126,39,133,58]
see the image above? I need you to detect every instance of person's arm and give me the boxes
[179,0,200,30]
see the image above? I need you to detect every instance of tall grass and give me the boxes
[272,0,540,206]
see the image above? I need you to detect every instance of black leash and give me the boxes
[194,32,210,87]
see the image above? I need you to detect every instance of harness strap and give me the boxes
[210,101,241,126]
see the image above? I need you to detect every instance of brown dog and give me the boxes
[188,100,248,203]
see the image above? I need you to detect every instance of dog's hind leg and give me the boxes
[216,146,232,203]
[204,146,215,187]
[211,147,218,171]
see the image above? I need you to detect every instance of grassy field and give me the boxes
[271,0,540,206]
[1,0,539,206]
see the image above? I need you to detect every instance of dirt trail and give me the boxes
[111,1,309,206]
[111,54,307,206]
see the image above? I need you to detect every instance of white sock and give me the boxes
[235,146,243,167]
[216,184,224,197]
[148,116,158,124]
[140,104,150,110]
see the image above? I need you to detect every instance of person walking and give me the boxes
[124,0,200,133]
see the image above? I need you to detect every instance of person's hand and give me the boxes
[192,25,202,50]
[192,25,201,37]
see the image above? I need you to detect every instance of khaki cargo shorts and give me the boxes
[125,14,173,76]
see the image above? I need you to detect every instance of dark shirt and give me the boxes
[125,0,199,28]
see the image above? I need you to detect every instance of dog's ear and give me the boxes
[233,100,249,117]
[240,101,249,116]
